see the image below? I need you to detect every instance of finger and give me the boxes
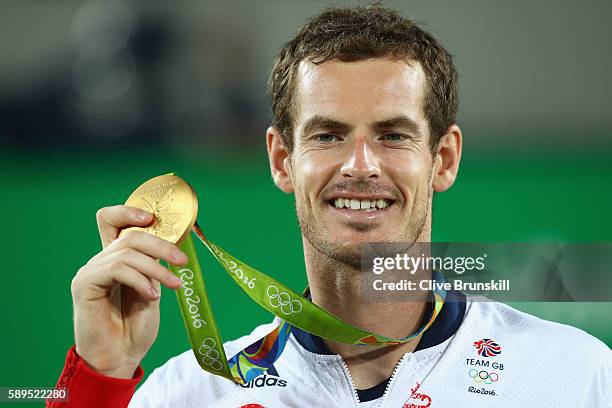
[150,278,161,294]
[103,248,183,289]
[96,205,154,248]
[84,261,161,301]
[105,230,188,266]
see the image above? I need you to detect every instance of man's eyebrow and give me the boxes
[301,115,353,137]
[300,114,421,137]
[373,115,420,135]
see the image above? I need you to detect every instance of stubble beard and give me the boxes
[295,169,434,270]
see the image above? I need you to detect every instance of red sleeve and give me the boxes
[47,346,144,408]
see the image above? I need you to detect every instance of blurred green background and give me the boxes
[1,145,610,396]
[0,0,611,402]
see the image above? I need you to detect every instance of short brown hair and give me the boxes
[268,4,458,153]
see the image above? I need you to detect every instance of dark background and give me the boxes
[0,0,610,398]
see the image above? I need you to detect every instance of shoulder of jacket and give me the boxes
[466,298,611,363]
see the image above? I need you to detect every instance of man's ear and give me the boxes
[266,126,294,193]
[432,124,462,192]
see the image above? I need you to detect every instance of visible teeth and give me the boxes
[332,198,391,210]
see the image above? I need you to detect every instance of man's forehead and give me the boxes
[294,57,428,127]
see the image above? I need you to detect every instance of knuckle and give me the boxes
[123,229,144,240]
[71,266,88,294]
[106,259,124,271]
[74,264,89,279]
[115,229,139,246]
[95,207,106,222]
[117,247,136,258]
[71,274,81,293]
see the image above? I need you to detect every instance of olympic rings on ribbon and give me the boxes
[468,369,499,384]
[266,285,303,315]
[198,337,223,371]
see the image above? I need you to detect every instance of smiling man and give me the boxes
[52,5,610,408]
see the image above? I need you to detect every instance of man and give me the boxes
[52,5,611,407]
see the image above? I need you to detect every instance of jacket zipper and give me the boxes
[378,355,407,407]
[338,354,407,407]
[339,358,361,406]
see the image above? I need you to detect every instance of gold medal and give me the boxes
[120,173,198,245]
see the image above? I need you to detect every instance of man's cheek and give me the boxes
[300,173,322,208]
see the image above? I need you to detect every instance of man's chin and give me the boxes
[312,236,387,268]
[327,227,394,244]
[314,242,363,269]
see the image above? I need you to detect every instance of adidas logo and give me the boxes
[240,365,288,388]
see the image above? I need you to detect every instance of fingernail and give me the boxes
[138,212,151,222]
[149,287,161,299]
[172,249,188,264]
[170,275,182,286]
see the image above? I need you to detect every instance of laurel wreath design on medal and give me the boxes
[139,187,185,243]
[122,174,197,246]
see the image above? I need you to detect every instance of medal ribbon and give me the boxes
[167,222,446,384]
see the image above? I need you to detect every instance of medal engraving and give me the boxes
[121,174,198,245]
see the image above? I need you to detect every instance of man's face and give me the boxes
[288,58,435,266]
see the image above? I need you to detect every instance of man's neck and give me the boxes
[302,239,432,390]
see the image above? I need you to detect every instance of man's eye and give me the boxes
[315,133,339,143]
[380,133,407,142]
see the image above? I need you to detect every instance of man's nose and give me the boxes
[340,137,381,179]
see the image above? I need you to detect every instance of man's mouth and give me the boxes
[328,197,394,212]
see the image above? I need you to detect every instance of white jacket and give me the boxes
[129,297,611,407]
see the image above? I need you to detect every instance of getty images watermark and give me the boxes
[360,243,612,302]
[371,252,509,293]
